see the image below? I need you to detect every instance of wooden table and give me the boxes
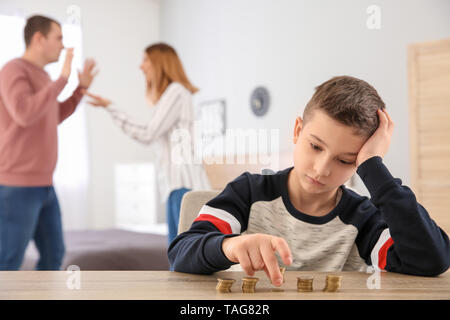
[0,270,449,300]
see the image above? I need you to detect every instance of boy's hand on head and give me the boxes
[356,109,394,167]
[222,233,292,286]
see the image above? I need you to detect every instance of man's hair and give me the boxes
[303,75,385,137]
[24,15,61,48]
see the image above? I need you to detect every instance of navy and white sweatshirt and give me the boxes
[168,156,450,276]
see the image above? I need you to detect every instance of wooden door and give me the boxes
[408,38,450,234]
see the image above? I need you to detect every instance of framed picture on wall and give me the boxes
[196,99,226,158]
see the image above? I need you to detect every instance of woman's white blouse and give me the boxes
[106,82,211,202]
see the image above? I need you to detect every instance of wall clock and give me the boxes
[250,86,270,117]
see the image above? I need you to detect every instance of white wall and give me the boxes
[0,0,161,229]
[160,0,450,195]
[80,0,161,229]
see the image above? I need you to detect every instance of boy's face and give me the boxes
[292,109,367,195]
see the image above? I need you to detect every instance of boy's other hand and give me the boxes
[356,108,394,167]
[222,233,292,286]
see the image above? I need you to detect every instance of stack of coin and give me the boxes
[279,267,286,283]
[241,277,259,293]
[322,274,343,292]
[216,278,236,293]
[297,276,314,292]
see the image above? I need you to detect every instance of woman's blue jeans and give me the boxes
[0,186,65,270]
[166,187,191,245]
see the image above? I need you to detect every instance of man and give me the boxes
[0,15,97,270]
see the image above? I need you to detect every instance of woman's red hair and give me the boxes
[145,43,198,101]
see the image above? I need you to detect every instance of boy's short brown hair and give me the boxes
[24,15,61,48]
[303,76,385,137]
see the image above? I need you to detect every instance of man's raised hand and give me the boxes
[60,48,74,80]
[78,58,98,89]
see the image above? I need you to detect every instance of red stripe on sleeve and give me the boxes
[194,214,232,234]
[378,237,394,270]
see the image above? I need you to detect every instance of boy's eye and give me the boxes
[310,143,355,165]
[340,160,355,165]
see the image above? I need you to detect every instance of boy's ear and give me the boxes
[293,116,303,144]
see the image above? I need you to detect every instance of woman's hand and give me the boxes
[82,90,112,108]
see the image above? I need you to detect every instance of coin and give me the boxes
[279,267,286,283]
[216,278,236,293]
[297,276,314,292]
[241,277,259,293]
[322,274,343,292]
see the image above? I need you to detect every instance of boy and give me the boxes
[168,76,449,286]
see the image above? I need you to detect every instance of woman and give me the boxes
[85,43,210,244]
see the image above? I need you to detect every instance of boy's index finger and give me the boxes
[260,236,292,286]
[260,243,282,286]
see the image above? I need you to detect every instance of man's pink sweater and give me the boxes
[0,58,84,186]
